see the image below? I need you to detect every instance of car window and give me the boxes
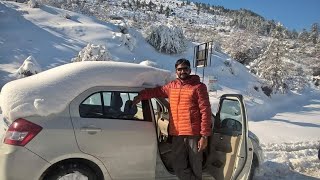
[218,99,242,133]
[83,92,102,105]
[151,98,169,120]
[79,91,145,121]
[151,99,161,120]
[80,92,103,118]
[102,92,111,106]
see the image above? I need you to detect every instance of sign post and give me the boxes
[193,41,214,82]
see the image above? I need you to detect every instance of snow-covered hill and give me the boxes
[0,1,319,179]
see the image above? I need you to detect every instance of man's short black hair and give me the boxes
[175,58,191,69]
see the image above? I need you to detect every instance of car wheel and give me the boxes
[249,155,258,180]
[44,162,98,180]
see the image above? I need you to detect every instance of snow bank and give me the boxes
[256,141,320,179]
[0,61,172,121]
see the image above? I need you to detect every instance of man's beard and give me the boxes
[179,73,190,80]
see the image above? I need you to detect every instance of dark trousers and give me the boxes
[172,136,203,180]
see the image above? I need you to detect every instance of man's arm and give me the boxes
[196,83,212,152]
[196,83,212,137]
[132,83,170,105]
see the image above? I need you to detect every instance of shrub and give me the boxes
[15,56,42,79]
[261,86,272,97]
[71,43,112,62]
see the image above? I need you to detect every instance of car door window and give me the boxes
[151,99,162,120]
[79,91,145,121]
[79,92,103,118]
[102,92,111,106]
[216,99,242,134]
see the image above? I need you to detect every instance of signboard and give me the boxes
[194,42,212,67]
[193,41,214,82]
[208,75,218,92]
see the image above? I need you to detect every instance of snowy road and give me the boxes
[249,92,320,179]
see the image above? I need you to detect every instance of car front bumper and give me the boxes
[0,143,50,180]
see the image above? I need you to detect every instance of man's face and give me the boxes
[176,64,191,80]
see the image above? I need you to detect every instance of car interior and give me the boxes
[153,98,244,180]
[79,91,143,120]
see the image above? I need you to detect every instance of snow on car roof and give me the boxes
[0,61,172,121]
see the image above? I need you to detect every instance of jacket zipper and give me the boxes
[177,83,183,135]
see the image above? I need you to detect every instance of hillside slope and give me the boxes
[0,2,319,179]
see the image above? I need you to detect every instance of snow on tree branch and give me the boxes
[146,25,188,54]
[120,33,136,51]
[28,0,39,8]
[14,56,42,79]
[71,43,112,62]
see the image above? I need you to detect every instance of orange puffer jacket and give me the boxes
[139,75,212,136]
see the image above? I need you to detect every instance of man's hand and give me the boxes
[198,137,208,152]
[132,95,142,106]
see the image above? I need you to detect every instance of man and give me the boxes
[133,58,212,180]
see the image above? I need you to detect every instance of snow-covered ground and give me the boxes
[0,2,319,179]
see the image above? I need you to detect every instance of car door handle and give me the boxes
[80,127,102,134]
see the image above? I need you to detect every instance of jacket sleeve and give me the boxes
[139,83,170,100]
[196,83,212,136]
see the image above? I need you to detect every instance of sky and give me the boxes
[0,1,319,179]
[192,0,320,31]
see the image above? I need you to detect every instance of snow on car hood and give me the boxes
[0,61,172,121]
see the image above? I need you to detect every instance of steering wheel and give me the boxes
[221,118,242,131]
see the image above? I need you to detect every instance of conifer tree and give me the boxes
[165,6,170,18]
[309,23,319,44]
[298,28,309,42]
[255,23,290,94]
[159,4,164,14]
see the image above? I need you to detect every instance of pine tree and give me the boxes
[136,0,140,9]
[255,24,290,94]
[298,28,309,42]
[290,29,299,39]
[141,0,146,9]
[148,1,153,11]
[197,6,200,15]
[159,4,164,14]
[165,6,170,18]
[309,23,319,44]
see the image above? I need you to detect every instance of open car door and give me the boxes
[205,94,250,180]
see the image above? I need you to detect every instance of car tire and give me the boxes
[44,162,98,180]
[249,155,258,180]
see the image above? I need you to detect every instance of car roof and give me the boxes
[0,61,172,121]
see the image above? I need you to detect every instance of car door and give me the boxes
[69,87,157,180]
[206,94,249,180]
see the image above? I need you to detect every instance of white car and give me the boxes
[0,61,263,180]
